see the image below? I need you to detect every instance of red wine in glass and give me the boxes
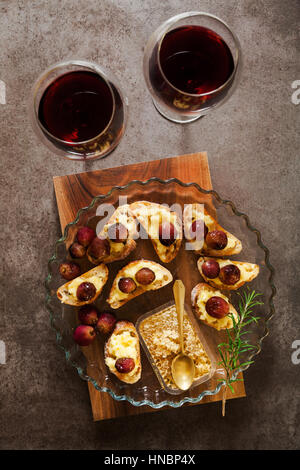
[149,25,235,112]
[38,71,114,144]
[31,61,127,160]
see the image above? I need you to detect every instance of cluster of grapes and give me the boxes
[58,226,115,347]
[73,305,116,347]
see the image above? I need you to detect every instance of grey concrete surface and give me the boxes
[0,0,299,450]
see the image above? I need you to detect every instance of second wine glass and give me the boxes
[143,12,241,123]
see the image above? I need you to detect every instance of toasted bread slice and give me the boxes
[198,257,259,290]
[130,201,182,263]
[87,204,138,264]
[57,264,108,306]
[183,203,242,256]
[105,320,141,384]
[107,259,173,309]
[191,283,238,331]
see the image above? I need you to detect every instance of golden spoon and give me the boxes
[171,280,195,391]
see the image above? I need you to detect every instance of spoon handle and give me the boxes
[173,280,185,354]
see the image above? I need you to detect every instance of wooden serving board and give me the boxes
[53,152,246,421]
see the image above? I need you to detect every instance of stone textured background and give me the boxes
[0,0,299,450]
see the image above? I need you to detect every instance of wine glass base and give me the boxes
[152,100,203,124]
[61,128,125,161]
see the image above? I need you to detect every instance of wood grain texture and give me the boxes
[53,153,214,232]
[53,152,246,421]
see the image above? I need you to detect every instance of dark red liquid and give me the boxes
[38,71,114,143]
[159,25,234,94]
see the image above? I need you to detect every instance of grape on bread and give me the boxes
[107,259,173,309]
[198,257,259,290]
[130,201,182,263]
[183,203,242,256]
[104,320,141,384]
[191,282,238,331]
[87,204,138,264]
[57,264,108,306]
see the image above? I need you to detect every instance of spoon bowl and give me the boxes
[171,352,195,391]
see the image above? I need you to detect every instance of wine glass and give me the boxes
[143,12,241,123]
[30,60,128,160]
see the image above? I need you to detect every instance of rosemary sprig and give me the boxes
[217,288,263,416]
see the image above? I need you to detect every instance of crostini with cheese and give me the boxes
[87,204,138,265]
[57,264,108,306]
[130,201,182,263]
[191,283,239,331]
[183,203,242,256]
[105,321,141,384]
[197,257,259,290]
[107,259,173,309]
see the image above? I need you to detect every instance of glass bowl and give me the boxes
[136,301,217,395]
[45,178,276,408]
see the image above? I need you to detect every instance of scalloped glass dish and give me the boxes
[45,178,276,408]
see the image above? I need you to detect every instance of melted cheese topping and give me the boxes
[59,269,106,302]
[105,331,139,377]
[96,204,137,258]
[184,205,237,252]
[131,202,182,259]
[109,261,171,305]
[202,215,236,251]
[200,259,258,287]
[103,205,137,237]
[196,289,238,331]
[108,240,126,256]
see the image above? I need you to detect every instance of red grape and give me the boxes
[115,357,135,373]
[118,277,137,293]
[88,237,110,259]
[78,304,99,325]
[219,264,241,285]
[201,259,220,279]
[135,268,155,285]
[96,312,117,335]
[76,226,96,247]
[69,242,86,258]
[205,230,228,250]
[59,262,80,280]
[159,222,177,246]
[76,282,96,301]
[189,220,208,240]
[73,325,96,346]
[205,296,229,319]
